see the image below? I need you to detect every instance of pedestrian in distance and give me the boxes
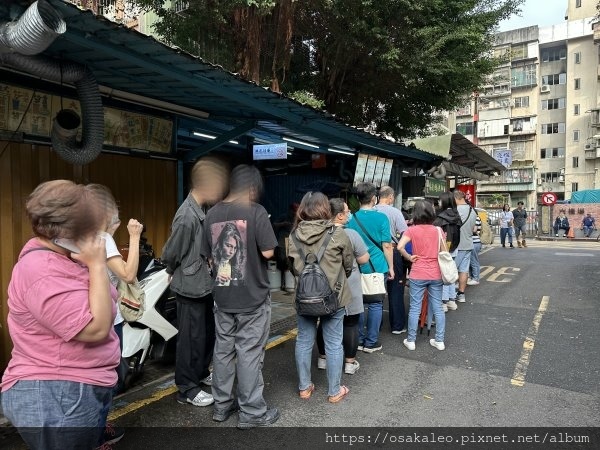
[316,198,370,375]
[500,204,515,248]
[202,164,280,428]
[553,210,570,237]
[397,200,446,351]
[162,156,230,409]
[453,190,476,303]
[288,192,354,403]
[468,214,482,286]
[581,213,596,238]
[512,201,528,248]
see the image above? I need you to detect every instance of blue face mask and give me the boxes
[346,212,353,222]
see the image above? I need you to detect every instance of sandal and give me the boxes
[299,383,315,399]
[328,385,349,403]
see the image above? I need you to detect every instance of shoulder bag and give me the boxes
[353,213,387,303]
[118,279,145,322]
[436,227,458,285]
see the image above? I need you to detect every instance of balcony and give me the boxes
[174,1,190,14]
[585,148,600,159]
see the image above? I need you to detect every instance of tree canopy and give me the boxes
[134,0,522,139]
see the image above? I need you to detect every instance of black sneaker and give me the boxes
[101,423,125,445]
[237,407,280,429]
[213,401,239,422]
[362,342,383,353]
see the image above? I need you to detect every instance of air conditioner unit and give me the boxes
[585,143,593,150]
[559,175,565,182]
[540,85,551,93]
[560,168,565,175]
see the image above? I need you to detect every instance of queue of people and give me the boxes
[2,162,555,448]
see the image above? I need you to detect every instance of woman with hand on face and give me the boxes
[1,180,120,450]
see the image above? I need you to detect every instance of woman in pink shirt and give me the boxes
[1,180,120,450]
[397,200,446,351]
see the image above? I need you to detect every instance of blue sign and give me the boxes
[494,149,512,168]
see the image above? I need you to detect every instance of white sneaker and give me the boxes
[457,293,466,303]
[200,373,213,386]
[429,339,445,351]
[391,329,407,335]
[403,339,415,351]
[344,360,360,374]
[357,344,364,351]
[317,357,326,370]
[447,300,458,310]
[178,390,214,407]
[442,302,448,312]
[467,279,480,286]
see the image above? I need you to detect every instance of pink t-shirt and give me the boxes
[404,225,443,281]
[1,238,120,391]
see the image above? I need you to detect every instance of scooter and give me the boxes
[120,238,178,390]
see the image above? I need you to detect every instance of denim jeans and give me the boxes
[1,380,112,450]
[500,227,513,246]
[469,242,481,281]
[407,279,445,343]
[296,308,344,397]
[442,282,456,301]
[358,301,383,347]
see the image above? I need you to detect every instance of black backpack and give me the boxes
[290,230,343,317]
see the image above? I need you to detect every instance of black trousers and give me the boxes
[175,293,215,399]
[317,313,361,359]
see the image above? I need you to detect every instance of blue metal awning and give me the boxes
[0,0,437,165]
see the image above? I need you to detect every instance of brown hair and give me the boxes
[294,192,331,228]
[26,180,109,240]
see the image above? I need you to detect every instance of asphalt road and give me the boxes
[3,240,600,449]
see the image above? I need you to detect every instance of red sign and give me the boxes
[542,192,557,206]
[457,184,476,207]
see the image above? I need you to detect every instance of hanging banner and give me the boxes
[493,149,512,167]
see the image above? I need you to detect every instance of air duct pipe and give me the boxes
[0,0,65,55]
[0,1,104,165]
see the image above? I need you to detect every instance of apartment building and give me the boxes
[448,0,599,206]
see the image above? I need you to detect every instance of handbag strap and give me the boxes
[352,212,383,252]
[290,229,345,292]
[437,226,449,253]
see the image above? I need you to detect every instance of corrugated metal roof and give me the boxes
[1,0,436,163]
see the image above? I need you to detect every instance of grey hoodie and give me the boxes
[287,220,354,308]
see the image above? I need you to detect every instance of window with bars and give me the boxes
[574,78,581,90]
[511,65,536,87]
[540,172,560,183]
[575,52,581,64]
[541,98,565,110]
[514,96,529,108]
[573,156,579,168]
[574,104,580,115]
[542,73,567,85]
[540,148,565,159]
[572,182,579,192]
[573,130,580,142]
[541,123,565,134]
[541,47,567,62]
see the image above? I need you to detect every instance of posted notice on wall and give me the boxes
[253,142,288,160]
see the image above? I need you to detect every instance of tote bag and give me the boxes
[436,227,458,285]
[361,270,387,303]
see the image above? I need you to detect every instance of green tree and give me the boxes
[135,0,522,139]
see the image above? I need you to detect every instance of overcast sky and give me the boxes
[498,0,569,31]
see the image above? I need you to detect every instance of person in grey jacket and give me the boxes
[162,156,229,408]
